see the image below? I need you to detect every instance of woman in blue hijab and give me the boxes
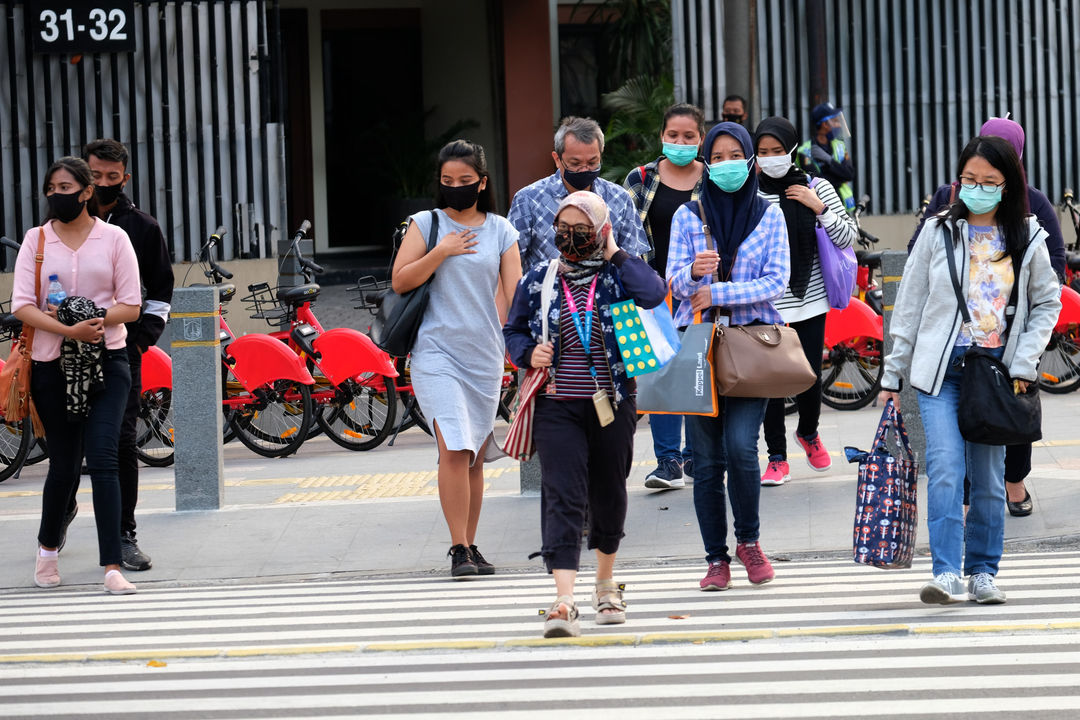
[665,121,791,592]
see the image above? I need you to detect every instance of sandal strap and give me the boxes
[541,595,578,622]
[593,581,626,612]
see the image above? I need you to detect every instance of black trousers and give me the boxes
[65,346,141,537]
[35,351,131,566]
[532,395,636,572]
[763,312,827,457]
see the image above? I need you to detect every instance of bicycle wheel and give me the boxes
[316,375,398,450]
[821,337,883,410]
[136,388,175,467]
[0,416,31,483]
[229,379,313,457]
[1038,327,1080,394]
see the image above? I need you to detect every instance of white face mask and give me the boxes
[757,153,793,178]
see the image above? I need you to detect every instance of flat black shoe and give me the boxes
[1007,490,1033,517]
[57,504,78,553]
[469,545,495,575]
[448,544,477,578]
[120,535,153,571]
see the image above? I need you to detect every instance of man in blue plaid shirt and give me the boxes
[508,117,649,271]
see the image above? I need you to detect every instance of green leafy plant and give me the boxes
[599,74,675,183]
[572,0,672,86]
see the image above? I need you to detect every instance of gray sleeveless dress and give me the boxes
[408,209,518,464]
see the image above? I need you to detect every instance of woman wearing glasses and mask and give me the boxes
[504,192,665,638]
[881,136,1060,606]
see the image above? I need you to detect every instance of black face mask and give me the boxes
[95,182,124,207]
[47,191,86,224]
[722,114,744,124]
[440,181,481,212]
[561,166,601,191]
[554,229,601,261]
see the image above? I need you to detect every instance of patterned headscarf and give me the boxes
[555,191,612,286]
[55,296,108,420]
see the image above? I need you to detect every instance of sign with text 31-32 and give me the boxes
[29,1,136,54]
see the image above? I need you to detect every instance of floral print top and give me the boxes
[956,225,1014,348]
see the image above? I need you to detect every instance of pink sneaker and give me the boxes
[761,460,790,486]
[699,561,731,591]
[104,570,137,595]
[736,542,775,585]
[793,431,832,471]
[34,552,60,588]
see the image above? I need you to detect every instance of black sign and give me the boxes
[29,1,136,54]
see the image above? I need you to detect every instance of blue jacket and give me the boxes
[503,250,666,406]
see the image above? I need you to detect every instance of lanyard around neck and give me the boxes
[560,275,599,377]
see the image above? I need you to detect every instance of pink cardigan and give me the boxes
[11,219,142,361]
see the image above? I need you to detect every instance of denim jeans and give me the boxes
[685,396,768,564]
[918,345,1006,577]
[649,413,692,462]
[34,350,131,566]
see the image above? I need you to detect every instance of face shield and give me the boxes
[822,110,851,144]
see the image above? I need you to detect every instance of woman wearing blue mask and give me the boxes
[666,122,791,591]
[881,136,1060,606]
[624,103,705,492]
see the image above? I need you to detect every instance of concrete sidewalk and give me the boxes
[1,380,1079,591]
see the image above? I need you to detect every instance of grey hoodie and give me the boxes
[882,215,1061,396]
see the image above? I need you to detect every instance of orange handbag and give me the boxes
[0,228,45,436]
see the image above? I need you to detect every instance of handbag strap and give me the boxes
[21,227,45,355]
[872,399,916,462]
[945,221,1025,339]
[425,210,440,253]
[695,200,737,282]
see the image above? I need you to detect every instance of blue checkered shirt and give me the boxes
[507,172,649,271]
[665,202,790,328]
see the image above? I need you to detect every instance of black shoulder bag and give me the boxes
[945,223,1041,444]
[374,211,439,357]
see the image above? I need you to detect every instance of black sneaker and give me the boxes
[469,545,495,575]
[57,504,78,553]
[448,544,477,578]
[644,458,685,489]
[120,535,153,571]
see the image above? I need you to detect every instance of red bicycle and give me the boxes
[1037,190,1080,393]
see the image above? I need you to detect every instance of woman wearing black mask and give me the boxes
[392,140,522,578]
[13,157,142,594]
[754,117,857,486]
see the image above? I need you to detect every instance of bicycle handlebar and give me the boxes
[289,220,324,277]
[200,228,234,280]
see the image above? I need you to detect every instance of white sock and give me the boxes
[105,569,122,578]
[38,548,58,558]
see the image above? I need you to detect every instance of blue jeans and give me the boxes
[650,413,692,462]
[685,396,768,564]
[918,345,1006,577]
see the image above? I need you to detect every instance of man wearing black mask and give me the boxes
[722,95,748,125]
[57,139,174,571]
[508,116,648,271]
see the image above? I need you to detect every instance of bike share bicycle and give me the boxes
[1037,189,1080,393]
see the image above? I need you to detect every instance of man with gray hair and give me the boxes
[509,116,648,270]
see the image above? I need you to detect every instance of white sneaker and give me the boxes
[967,572,1007,604]
[919,572,966,605]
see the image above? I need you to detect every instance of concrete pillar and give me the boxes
[170,287,225,511]
[880,251,925,463]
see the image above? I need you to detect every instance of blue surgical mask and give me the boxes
[706,158,752,192]
[958,185,1003,215]
[662,142,699,166]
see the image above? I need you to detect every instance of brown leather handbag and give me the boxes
[696,202,817,399]
[0,228,45,436]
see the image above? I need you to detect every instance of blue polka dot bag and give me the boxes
[609,299,681,378]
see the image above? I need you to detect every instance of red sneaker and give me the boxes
[736,542,775,585]
[793,431,832,471]
[699,561,732,591]
[761,460,790,486]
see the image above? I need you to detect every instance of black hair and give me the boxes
[662,103,705,136]
[435,139,494,213]
[83,138,129,170]
[723,95,747,109]
[936,135,1030,261]
[42,156,99,221]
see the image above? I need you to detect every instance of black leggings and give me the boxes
[763,312,826,458]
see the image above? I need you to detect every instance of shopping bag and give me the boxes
[848,400,919,569]
[610,299,681,377]
[635,318,719,416]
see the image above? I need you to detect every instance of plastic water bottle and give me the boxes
[46,274,66,306]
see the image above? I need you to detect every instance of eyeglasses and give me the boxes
[959,178,1006,191]
[553,223,594,236]
[559,158,601,173]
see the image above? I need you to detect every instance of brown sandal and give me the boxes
[592,579,626,625]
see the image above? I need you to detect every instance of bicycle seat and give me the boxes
[277,283,321,305]
[0,313,20,328]
[1067,253,1080,272]
[856,250,883,268]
